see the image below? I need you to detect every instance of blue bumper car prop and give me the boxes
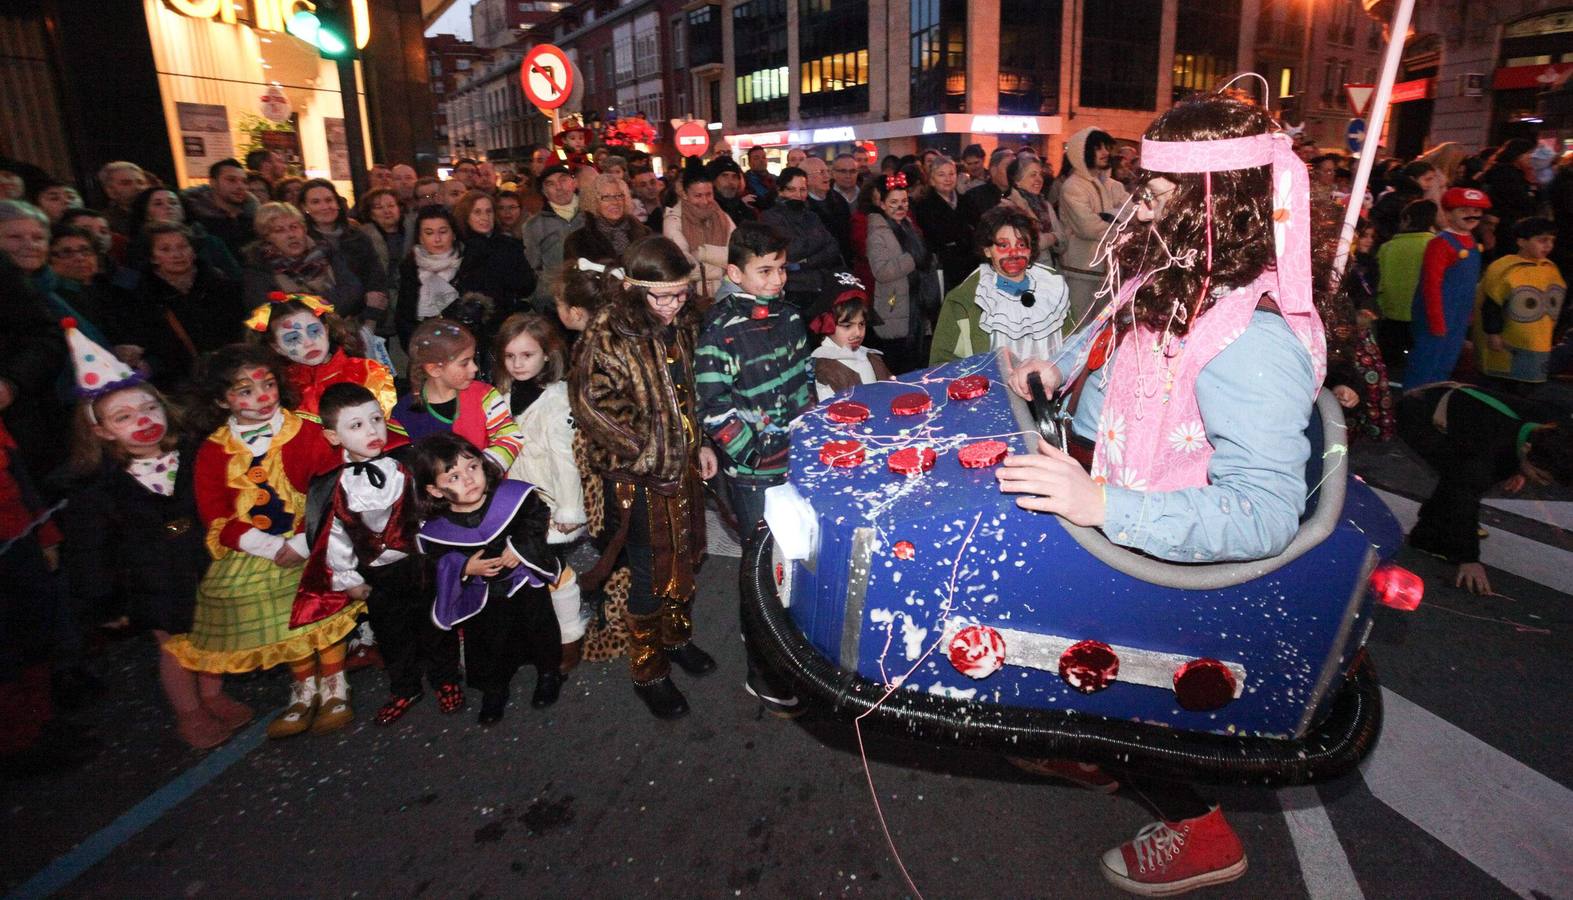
[741,353,1407,785]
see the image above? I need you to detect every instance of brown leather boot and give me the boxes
[659,595,716,676]
[626,609,688,719]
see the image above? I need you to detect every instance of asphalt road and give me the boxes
[4,504,1570,900]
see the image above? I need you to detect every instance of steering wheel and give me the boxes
[1026,371,1074,454]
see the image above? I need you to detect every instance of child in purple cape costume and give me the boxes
[411,433,563,724]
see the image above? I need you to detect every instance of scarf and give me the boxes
[414,244,462,319]
[679,200,731,252]
[549,196,579,222]
[261,237,336,295]
[600,216,640,257]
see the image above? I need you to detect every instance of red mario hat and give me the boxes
[1441,187,1491,211]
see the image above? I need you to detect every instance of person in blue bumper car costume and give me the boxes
[1001,88,1328,896]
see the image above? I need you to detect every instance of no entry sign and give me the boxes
[522,44,574,111]
[674,120,710,157]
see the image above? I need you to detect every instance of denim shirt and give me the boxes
[1056,310,1316,562]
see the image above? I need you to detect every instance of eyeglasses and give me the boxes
[51,246,96,258]
[832,167,858,174]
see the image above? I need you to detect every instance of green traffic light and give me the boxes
[286,9,349,57]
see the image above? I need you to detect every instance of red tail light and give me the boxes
[1370,562,1424,611]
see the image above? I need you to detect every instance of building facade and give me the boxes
[427,33,491,163]
[2,0,438,196]
[1381,0,1573,156]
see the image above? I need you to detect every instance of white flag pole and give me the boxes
[1333,0,1417,276]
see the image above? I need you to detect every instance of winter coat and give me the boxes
[913,190,976,292]
[760,200,844,298]
[1057,127,1129,272]
[394,233,534,340]
[311,223,389,304]
[664,202,734,298]
[569,302,703,491]
[181,184,259,261]
[561,215,651,266]
[1480,164,1541,258]
[134,266,246,389]
[61,447,209,633]
[0,258,69,488]
[522,206,584,308]
[505,381,586,529]
[241,239,366,319]
[864,213,937,341]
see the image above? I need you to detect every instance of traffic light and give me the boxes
[286,2,351,58]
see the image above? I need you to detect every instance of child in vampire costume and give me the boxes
[291,383,463,725]
[412,433,562,724]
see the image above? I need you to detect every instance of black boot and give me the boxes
[660,595,716,676]
[627,609,689,719]
[666,642,717,676]
[531,670,563,708]
[633,675,689,719]
[478,689,508,726]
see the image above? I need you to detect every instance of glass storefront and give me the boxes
[143,0,370,193]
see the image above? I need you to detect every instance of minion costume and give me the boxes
[1473,252,1566,384]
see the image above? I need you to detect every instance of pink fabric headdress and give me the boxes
[1135,130,1322,387]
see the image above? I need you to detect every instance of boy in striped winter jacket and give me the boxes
[695,223,813,534]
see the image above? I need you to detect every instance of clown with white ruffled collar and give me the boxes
[930,205,1069,366]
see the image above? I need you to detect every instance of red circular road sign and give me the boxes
[521,44,574,110]
[674,120,711,158]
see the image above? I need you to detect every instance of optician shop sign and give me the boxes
[162,0,371,49]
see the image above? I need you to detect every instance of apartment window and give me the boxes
[670,15,686,69]
[456,59,471,70]
[799,0,870,117]
[910,0,966,115]
[998,0,1060,114]
[687,4,722,67]
[1172,0,1239,103]
[734,0,789,123]
[614,36,634,85]
[602,47,613,92]
[1080,0,1160,110]
[634,14,660,79]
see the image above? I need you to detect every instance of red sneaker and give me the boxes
[1100,807,1247,896]
[344,644,383,673]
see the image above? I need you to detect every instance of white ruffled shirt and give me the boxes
[971,263,1069,364]
[325,456,409,590]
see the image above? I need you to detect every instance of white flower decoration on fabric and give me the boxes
[1168,420,1206,454]
[1272,168,1293,258]
[834,271,865,289]
[1100,411,1127,466]
[1115,466,1149,491]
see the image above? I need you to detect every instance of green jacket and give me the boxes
[930,270,991,365]
[1375,230,1432,322]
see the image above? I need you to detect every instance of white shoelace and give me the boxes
[1132,822,1188,873]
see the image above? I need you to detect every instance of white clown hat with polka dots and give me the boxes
[60,316,144,406]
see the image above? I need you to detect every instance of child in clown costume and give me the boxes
[252,292,399,423]
[1407,187,1491,387]
[1003,92,1328,895]
[163,344,365,739]
[254,290,402,668]
[1472,217,1566,388]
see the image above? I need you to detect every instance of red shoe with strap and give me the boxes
[435,682,465,714]
[375,692,422,726]
[1100,807,1247,896]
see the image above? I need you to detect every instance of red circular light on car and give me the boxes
[1172,658,1237,711]
[890,392,932,416]
[826,400,869,424]
[958,440,1009,469]
[1369,562,1424,611]
[946,374,990,401]
[948,625,1007,679]
[892,540,915,560]
[887,446,937,476]
[1058,640,1119,693]
[819,439,865,467]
